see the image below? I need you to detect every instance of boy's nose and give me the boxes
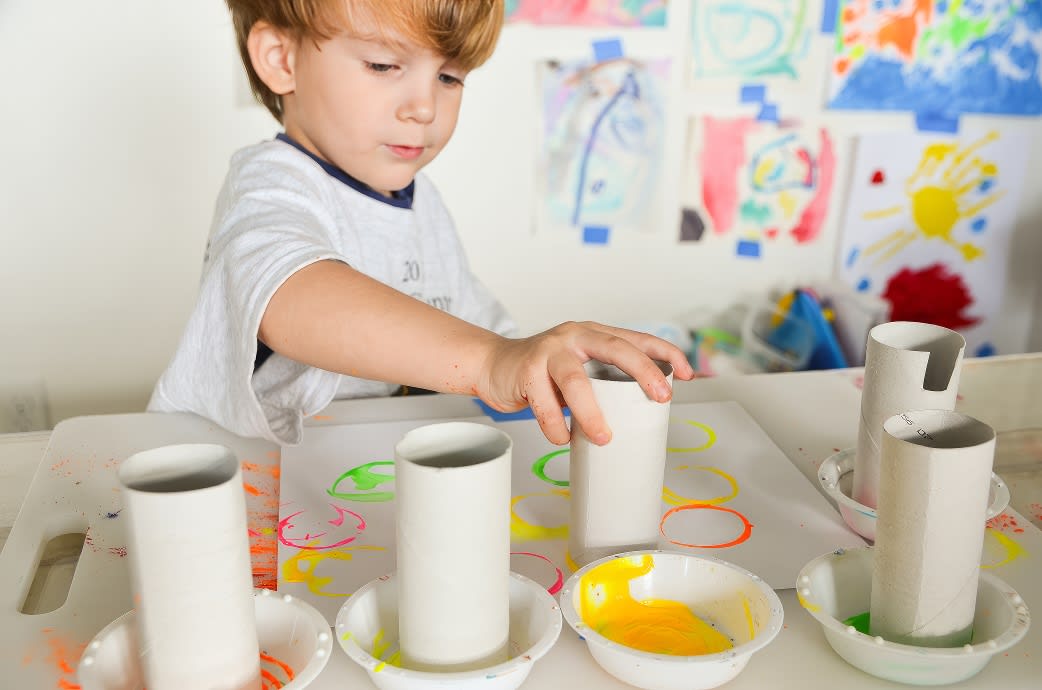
[397,85,436,124]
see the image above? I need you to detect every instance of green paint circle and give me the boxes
[532,449,570,487]
[327,461,395,502]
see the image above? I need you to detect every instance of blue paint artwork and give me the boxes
[829,0,1042,117]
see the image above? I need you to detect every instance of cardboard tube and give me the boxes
[395,422,512,671]
[569,360,673,567]
[854,322,965,509]
[870,410,996,647]
[118,444,260,690]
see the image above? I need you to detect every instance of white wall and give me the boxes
[2,1,1040,428]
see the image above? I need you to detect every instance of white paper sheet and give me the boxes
[278,401,865,622]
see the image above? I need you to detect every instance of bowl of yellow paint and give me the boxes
[335,570,562,690]
[560,550,783,690]
[797,546,1031,685]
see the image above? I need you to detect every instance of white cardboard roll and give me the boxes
[118,444,260,690]
[870,410,996,648]
[395,422,512,671]
[854,321,965,509]
[568,360,673,567]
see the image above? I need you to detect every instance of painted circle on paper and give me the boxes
[510,551,565,595]
[532,449,570,486]
[327,460,395,502]
[510,490,569,541]
[662,465,739,506]
[278,504,367,550]
[660,503,753,549]
[667,419,717,452]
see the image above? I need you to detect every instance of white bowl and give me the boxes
[335,571,562,690]
[77,588,332,690]
[818,448,1010,542]
[797,546,1030,685]
[560,550,783,690]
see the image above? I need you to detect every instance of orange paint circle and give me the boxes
[659,503,753,549]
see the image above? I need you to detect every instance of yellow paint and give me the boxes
[662,466,739,506]
[742,595,756,642]
[667,420,717,453]
[371,629,402,672]
[281,544,386,597]
[510,490,569,541]
[981,529,1028,570]
[796,589,821,613]
[565,549,580,574]
[778,190,798,220]
[579,555,733,656]
[863,131,1004,265]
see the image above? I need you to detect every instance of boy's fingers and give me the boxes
[524,376,571,446]
[548,354,610,445]
[580,323,695,381]
[580,335,675,403]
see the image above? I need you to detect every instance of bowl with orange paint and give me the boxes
[335,570,562,690]
[77,588,333,689]
[560,550,783,690]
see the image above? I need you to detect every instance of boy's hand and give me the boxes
[479,322,695,446]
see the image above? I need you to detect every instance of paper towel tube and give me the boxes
[569,360,673,568]
[854,321,965,509]
[395,422,512,671]
[870,410,996,648]
[118,444,260,690]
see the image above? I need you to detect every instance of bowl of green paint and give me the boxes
[797,546,1030,685]
[559,550,784,690]
[335,570,561,690]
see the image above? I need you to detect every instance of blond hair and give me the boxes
[228,0,504,121]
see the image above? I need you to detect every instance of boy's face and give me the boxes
[282,27,468,197]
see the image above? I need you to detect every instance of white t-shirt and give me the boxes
[148,137,515,444]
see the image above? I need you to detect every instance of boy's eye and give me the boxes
[365,62,396,73]
[439,73,464,86]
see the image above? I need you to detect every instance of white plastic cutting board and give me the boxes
[0,412,276,689]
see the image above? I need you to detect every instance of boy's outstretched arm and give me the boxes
[259,260,695,445]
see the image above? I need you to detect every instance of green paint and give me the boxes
[327,461,395,502]
[532,449,570,487]
[919,0,992,55]
[843,611,871,634]
[739,199,772,225]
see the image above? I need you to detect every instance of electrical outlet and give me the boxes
[1,382,51,433]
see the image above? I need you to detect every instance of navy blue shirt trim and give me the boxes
[275,133,414,209]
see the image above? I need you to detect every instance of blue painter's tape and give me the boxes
[736,239,761,258]
[821,0,840,34]
[757,103,779,122]
[915,111,959,133]
[740,84,767,103]
[472,398,570,421]
[583,225,610,244]
[592,38,624,62]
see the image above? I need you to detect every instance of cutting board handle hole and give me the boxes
[20,531,87,615]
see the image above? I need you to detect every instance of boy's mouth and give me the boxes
[387,145,424,160]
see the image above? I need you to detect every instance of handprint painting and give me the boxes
[837,130,1030,354]
[828,0,1042,116]
[538,57,669,234]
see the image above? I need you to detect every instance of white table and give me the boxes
[2,356,1040,689]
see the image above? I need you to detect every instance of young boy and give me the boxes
[149,0,693,446]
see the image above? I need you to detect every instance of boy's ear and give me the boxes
[247,21,296,95]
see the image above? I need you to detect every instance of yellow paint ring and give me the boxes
[668,419,717,453]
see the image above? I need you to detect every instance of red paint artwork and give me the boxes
[870,169,885,184]
[881,263,980,330]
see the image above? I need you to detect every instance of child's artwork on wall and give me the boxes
[537,57,670,238]
[506,0,668,27]
[837,129,1030,355]
[278,401,864,623]
[690,0,815,80]
[679,115,837,258]
[828,0,1042,116]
